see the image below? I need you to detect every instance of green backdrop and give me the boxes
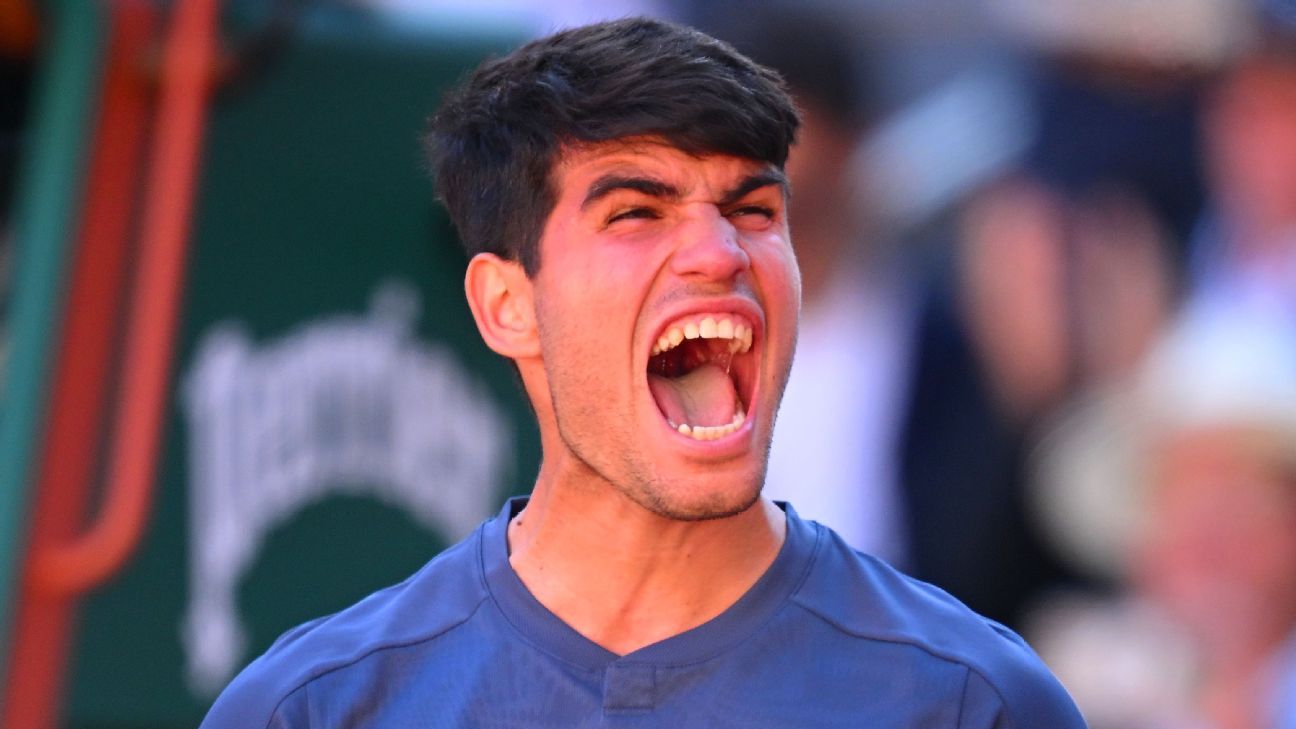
[60,9,536,728]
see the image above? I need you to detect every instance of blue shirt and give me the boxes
[201,499,1086,728]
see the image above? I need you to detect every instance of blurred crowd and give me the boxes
[3,0,1296,727]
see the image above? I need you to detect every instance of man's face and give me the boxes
[1137,427,1296,653]
[528,139,800,520]
[1206,58,1296,231]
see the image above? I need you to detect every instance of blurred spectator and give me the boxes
[1021,9,1296,721]
[992,0,1247,245]
[904,0,1246,626]
[1191,26,1296,308]
[1024,11,1296,725]
[957,176,1175,421]
[1029,291,1296,729]
[966,0,1242,415]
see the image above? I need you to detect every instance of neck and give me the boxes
[507,465,786,656]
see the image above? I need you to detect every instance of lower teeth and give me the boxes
[670,407,746,441]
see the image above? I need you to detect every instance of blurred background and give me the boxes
[1,0,1294,727]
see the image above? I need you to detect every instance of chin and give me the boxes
[628,467,766,522]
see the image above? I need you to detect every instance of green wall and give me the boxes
[58,10,536,727]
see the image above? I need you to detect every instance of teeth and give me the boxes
[649,317,754,357]
[666,406,747,441]
[730,323,749,354]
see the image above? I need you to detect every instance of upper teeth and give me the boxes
[651,316,753,356]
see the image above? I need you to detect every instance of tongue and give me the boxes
[648,362,738,427]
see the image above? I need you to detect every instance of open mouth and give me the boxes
[646,313,756,441]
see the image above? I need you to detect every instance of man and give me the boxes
[201,17,1085,727]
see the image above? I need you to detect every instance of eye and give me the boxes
[607,207,660,224]
[726,205,776,224]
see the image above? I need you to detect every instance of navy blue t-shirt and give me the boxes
[201,499,1086,728]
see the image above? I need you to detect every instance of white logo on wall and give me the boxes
[180,280,511,696]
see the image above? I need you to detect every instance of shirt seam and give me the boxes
[473,515,492,596]
[956,664,971,729]
[304,679,313,729]
[264,592,492,723]
[266,682,306,729]
[789,597,1015,722]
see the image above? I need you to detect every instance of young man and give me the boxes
[201,18,1085,727]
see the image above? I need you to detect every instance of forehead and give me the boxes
[550,139,775,198]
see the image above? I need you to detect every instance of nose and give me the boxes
[668,209,751,283]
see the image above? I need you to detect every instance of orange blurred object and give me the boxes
[2,2,158,726]
[3,0,221,725]
[33,0,219,598]
[0,0,39,57]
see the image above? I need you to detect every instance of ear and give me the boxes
[464,253,541,359]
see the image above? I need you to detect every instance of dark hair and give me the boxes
[426,17,800,275]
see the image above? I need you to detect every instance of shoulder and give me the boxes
[199,528,490,729]
[792,524,1087,728]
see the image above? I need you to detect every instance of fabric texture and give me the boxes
[200,498,1087,728]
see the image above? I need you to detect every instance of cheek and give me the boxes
[748,231,801,311]
[532,250,647,379]
[534,298,609,420]
[533,275,599,371]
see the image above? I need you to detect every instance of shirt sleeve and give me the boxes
[957,665,1089,729]
[198,669,309,729]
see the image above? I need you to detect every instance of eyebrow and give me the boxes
[581,175,680,210]
[718,170,789,207]
[579,169,789,211]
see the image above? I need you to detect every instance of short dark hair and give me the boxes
[426,17,800,276]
